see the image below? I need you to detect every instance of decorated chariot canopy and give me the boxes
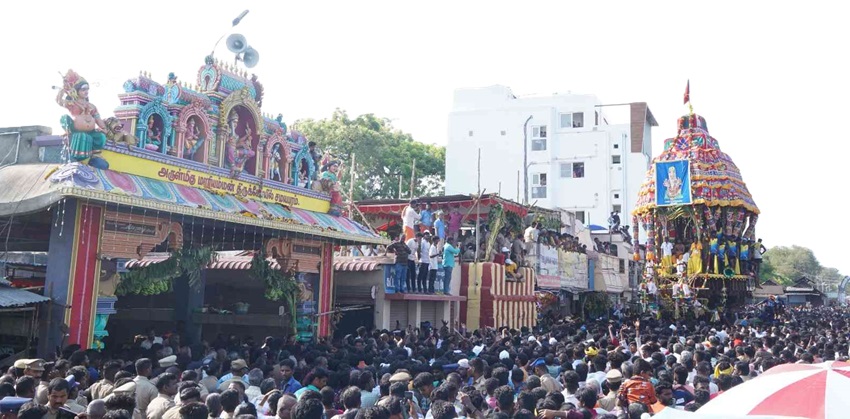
[632,112,759,216]
[630,110,760,284]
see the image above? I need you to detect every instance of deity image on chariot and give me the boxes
[663,165,683,201]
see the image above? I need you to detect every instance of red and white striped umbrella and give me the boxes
[699,361,850,419]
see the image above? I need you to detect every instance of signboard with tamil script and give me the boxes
[100,148,330,213]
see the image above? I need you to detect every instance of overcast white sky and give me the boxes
[1,1,848,275]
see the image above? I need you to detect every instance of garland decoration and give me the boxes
[583,291,611,318]
[116,246,217,295]
[249,249,300,332]
[484,203,504,260]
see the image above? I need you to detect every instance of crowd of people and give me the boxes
[2,301,847,419]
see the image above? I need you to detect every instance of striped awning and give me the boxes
[125,252,391,272]
[334,260,382,272]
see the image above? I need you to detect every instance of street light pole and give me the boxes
[522,115,533,205]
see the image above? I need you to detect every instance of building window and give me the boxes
[560,162,585,178]
[559,112,585,129]
[614,193,620,199]
[531,173,547,199]
[531,139,546,151]
[613,204,622,213]
[572,112,584,128]
[468,130,473,137]
[575,211,585,224]
[500,130,506,136]
[613,143,619,149]
[532,126,547,138]
[612,155,621,164]
[531,126,547,151]
[619,259,626,274]
[595,111,599,126]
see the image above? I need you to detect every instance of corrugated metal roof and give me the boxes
[0,285,49,307]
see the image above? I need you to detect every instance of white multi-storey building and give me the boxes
[446,85,657,230]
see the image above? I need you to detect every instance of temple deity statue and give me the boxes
[56,70,108,165]
[145,116,162,151]
[183,118,204,158]
[317,153,344,216]
[224,111,256,177]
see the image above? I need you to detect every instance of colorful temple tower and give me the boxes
[631,111,760,310]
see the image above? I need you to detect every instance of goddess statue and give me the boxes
[224,111,256,177]
[56,70,108,164]
[145,116,162,151]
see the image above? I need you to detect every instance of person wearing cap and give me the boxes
[597,370,622,412]
[12,359,29,378]
[531,358,562,394]
[134,359,159,419]
[0,396,31,418]
[216,360,249,389]
[22,360,44,380]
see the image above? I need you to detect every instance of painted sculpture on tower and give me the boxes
[315,153,344,216]
[56,70,109,168]
[224,110,256,178]
[145,116,163,151]
[183,118,204,159]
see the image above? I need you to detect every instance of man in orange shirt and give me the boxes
[618,359,657,412]
[650,382,674,414]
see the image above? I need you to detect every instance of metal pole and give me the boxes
[348,153,356,216]
[398,175,403,199]
[517,171,520,202]
[475,149,481,263]
[522,115,533,205]
[409,158,416,199]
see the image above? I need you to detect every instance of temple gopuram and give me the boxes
[0,56,384,354]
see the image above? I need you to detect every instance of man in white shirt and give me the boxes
[406,234,422,293]
[661,238,674,274]
[415,235,431,293]
[402,200,420,242]
[523,222,539,243]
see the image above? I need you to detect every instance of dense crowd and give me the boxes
[2,302,848,419]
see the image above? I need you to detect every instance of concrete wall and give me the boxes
[0,126,52,166]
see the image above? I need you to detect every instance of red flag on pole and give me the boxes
[684,80,690,105]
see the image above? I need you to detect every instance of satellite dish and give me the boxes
[242,47,260,68]
[226,34,248,53]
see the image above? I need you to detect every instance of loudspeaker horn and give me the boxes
[226,34,248,53]
[242,47,260,68]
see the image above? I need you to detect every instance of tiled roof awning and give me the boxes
[0,163,386,245]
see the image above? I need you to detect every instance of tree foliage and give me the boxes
[295,109,445,201]
[761,245,843,286]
